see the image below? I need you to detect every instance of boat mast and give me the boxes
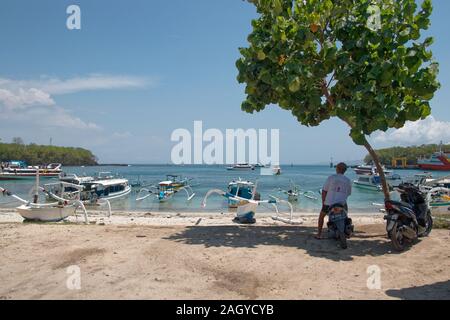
[33,169,40,204]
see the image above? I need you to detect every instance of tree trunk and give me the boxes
[363,140,391,201]
[319,81,391,200]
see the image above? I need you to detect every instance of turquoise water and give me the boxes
[0,165,447,213]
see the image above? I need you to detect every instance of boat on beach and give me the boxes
[203,179,299,224]
[227,179,259,208]
[0,161,62,180]
[0,171,108,223]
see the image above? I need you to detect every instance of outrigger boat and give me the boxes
[277,181,300,202]
[227,179,259,208]
[426,187,450,214]
[277,181,319,202]
[0,161,62,180]
[0,172,110,223]
[415,175,450,214]
[421,174,450,189]
[48,172,131,205]
[202,180,301,225]
[136,174,196,202]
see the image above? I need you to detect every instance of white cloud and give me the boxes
[0,105,100,130]
[0,74,152,96]
[373,116,450,146]
[0,88,55,109]
[0,74,153,130]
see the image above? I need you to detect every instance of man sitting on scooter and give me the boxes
[315,162,352,239]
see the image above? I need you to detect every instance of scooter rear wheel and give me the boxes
[338,231,347,249]
[421,213,433,237]
[390,222,405,252]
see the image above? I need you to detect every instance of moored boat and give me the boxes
[418,152,450,171]
[353,175,384,192]
[0,161,62,180]
[136,175,195,202]
[227,179,259,208]
[47,172,131,204]
[354,164,396,178]
[226,163,255,171]
[427,187,450,214]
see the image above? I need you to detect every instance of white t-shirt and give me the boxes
[323,174,352,206]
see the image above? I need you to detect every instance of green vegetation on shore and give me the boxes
[364,144,449,166]
[0,142,98,166]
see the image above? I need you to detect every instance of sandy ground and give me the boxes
[0,210,449,300]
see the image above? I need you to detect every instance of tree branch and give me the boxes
[321,80,335,107]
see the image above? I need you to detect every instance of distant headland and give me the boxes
[0,140,98,166]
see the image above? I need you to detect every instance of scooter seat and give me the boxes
[386,200,413,209]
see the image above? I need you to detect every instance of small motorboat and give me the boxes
[261,165,282,175]
[353,175,384,192]
[226,163,255,171]
[354,164,394,178]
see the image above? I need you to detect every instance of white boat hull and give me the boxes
[353,182,382,192]
[16,205,76,222]
[0,173,59,180]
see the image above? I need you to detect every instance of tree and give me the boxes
[12,137,24,145]
[237,0,440,200]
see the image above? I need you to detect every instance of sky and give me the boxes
[0,0,449,164]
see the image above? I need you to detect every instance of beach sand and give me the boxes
[0,210,449,300]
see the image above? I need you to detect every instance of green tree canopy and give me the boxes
[0,143,98,166]
[237,0,440,199]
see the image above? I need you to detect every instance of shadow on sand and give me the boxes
[386,280,450,300]
[164,224,409,261]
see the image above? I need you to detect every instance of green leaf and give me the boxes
[257,50,266,60]
[288,77,301,93]
[350,129,367,146]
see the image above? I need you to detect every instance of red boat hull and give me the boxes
[418,154,450,171]
[418,164,450,171]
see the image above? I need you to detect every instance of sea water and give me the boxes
[0,165,447,214]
